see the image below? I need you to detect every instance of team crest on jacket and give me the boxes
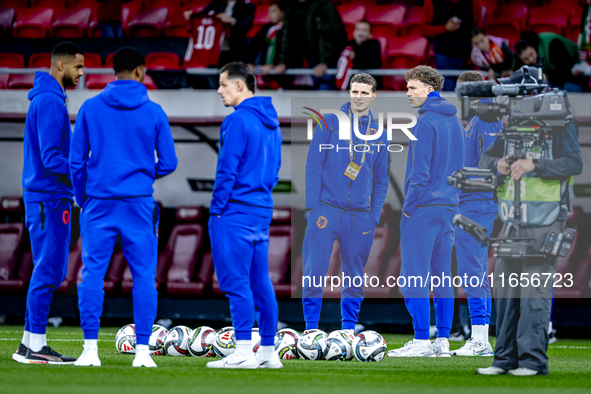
[367,128,378,135]
[317,216,328,229]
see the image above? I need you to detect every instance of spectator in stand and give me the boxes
[470,29,514,81]
[419,0,475,91]
[199,0,256,65]
[514,36,585,92]
[349,20,382,71]
[571,1,591,90]
[271,0,348,90]
[97,0,122,38]
[335,20,382,90]
[246,1,285,75]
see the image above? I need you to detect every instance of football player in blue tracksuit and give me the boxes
[452,71,501,357]
[302,73,390,335]
[13,43,84,365]
[388,66,464,358]
[70,48,177,368]
[207,62,283,369]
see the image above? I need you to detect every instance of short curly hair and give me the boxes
[404,65,445,92]
[457,70,484,83]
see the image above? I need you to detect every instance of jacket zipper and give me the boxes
[40,202,45,230]
[345,122,359,209]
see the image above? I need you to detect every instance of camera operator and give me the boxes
[475,98,582,375]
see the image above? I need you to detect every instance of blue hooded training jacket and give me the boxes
[22,72,73,203]
[305,102,390,225]
[402,91,464,216]
[210,96,282,218]
[70,80,178,206]
[460,98,503,205]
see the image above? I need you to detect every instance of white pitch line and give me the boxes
[549,345,591,349]
[0,338,110,342]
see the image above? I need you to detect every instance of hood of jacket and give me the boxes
[419,91,457,117]
[99,79,149,110]
[235,96,279,129]
[28,71,66,102]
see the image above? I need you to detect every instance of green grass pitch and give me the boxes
[1,326,590,394]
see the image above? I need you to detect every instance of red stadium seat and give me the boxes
[0,223,24,279]
[51,7,93,38]
[85,74,116,89]
[7,74,35,89]
[0,0,24,9]
[0,223,27,293]
[0,196,25,223]
[184,0,210,15]
[384,36,428,90]
[102,249,128,295]
[567,7,581,42]
[33,0,67,7]
[377,36,388,65]
[403,6,422,36]
[337,4,367,39]
[0,53,24,68]
[248,4,270,38]
[73,0,99,37]
[56,237,82,297]
[143,73,158,90]
[105,52,116,68]
[474,0,498,14]
[121,0,143,36]
[29,53,52,68]
[1,74,9,90]
[14,7,55,38]
[82,52,102,68]
[167,250,214,297]
[127,6,169,37]
[146,52,181,70]
[268,208,295,297]
[162,207,206,296]
[366,5,406,40]
[164,8,190,37]
[528,5,569,35]
[487,5,528,47]
[0,8,15,37]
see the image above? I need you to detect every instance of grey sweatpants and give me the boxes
[491,220,564,375]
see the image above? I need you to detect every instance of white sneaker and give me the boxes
[256,352,283,369]
[207,352,259,369]
[508,367,545,376]
[452,338,494,356]
[133,351,157,368]
[476,366,508,375]
[548,328,557,344]
[448,332,465,342]
[387,340,436,357]
[432,338,451,357]
[74,348,101,367]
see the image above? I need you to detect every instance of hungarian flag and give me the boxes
[335,46,354,90]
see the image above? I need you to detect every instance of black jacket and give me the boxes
[349,39,382,70]
[278,0,347,67]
